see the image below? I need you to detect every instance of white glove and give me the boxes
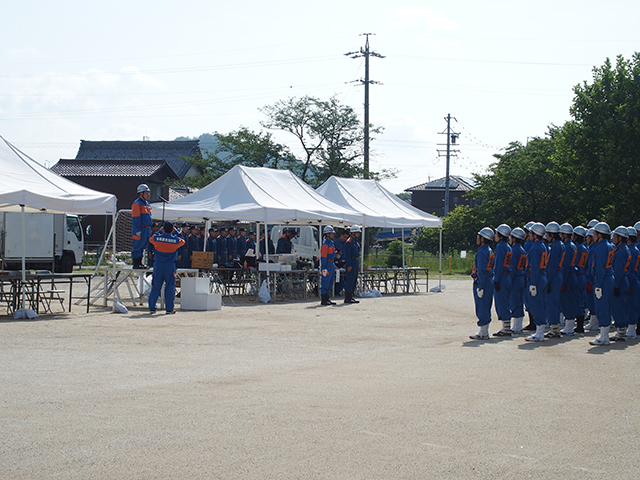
[529,285,537,297]
[321,269,329,277]
[476,288,484,298]
[212,263,218,268]
[595,287,603,300]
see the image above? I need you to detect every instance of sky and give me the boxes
[1,0,639,195]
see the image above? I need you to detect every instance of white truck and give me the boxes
[0,212,84,273]
[270,225,320,260]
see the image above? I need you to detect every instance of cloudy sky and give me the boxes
[1,0,639,194]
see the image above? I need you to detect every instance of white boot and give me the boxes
[525,324,545,342]
[470,324,490,340]
[626,324,637,339]
[560,319,575,335]
[586,315,599,331]
[610,327,627,342]
[493,320,513,337]
[511,317,524,334]
[589,326,610,346]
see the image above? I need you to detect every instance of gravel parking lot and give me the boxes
[1,278,639,479]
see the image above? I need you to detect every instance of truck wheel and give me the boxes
[59,253,75,273]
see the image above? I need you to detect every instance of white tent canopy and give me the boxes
[316,177,442,228]
[0,136,117,215]
[151,165,364,225]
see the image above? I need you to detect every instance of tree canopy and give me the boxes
[426,53,640,251]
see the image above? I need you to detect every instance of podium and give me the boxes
[180,277,221,311]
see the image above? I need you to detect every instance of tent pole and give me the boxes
[112,212,117,311]
[438,226,443,291]
[401,227,405,268]
[360,225,365,293]
[21,205,26,312]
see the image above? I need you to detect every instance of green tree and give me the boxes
[260,95,389,186]
[414,205,484,254]
[554,53,640,226]
[176,128,301,189]
[468,134,564,227]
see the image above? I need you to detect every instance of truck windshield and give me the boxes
[67,216,82,242]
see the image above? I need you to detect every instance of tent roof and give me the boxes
[150,165,364,225]
[0,136,117,215]
[316,177,442,228]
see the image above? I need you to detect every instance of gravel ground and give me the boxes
[1,278,639,479]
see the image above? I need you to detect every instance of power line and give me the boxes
[345,33,384,179]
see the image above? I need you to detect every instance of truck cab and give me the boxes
[0,212,84,272]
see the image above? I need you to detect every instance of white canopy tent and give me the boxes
[0,135,117,316]
[317,176,444,290]
[316,177,442,229]
[0,136,117,215]
[150,165,364,225]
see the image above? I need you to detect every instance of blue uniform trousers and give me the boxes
[595,276,614,328]
[345,264,359,294]
[612,284,629,328]
[509,275,525,319]
[528,276,548,326]
[148,261,177,312]
[132,226,151,260]
[494,274,511,321]
[320,263,335,295]
[473,281,494,326]
[546,272,562,324]
[629,278,640,325]
[560,274,579,320]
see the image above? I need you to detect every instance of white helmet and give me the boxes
[587,228,595,237]
[587,219,599,228]
[496,224,511,237]
[531,222,546,237]
[628,227,638,238]
[613,225,629,238]
[511,227,526,240]
[559,223,573,235]
[573,226,587,237]
[349,225,362,233]
[478,227,494,241]
[524,221,534,232]
[137,183,150,194]
[545,221,560,234]
[594,222,611,235]
[323,226,335,234]
[634,221,640,233]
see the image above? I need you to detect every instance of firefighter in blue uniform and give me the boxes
[559,223,579,335]
[584,228,599,331]
[544,221,565,338]
[523,221,536,331]
[320,226,336,305]
[148,221,186,314]
[572,226,589,333]
[470,227,495,340]
[343,225,361,304]
[525,223,549,342]
[610,226,631,341]
[131,184,153,269]
[626,226,640,339]
[216,227,228,266]
[226,226,238,266]
[493,224,513,336]
[589,222,615,346]
[508,227,527,334]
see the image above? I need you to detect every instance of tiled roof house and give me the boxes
[405,175,477,217]
[51,140,202,244]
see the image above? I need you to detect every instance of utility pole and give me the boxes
[345,33,384,179]
[437,114,460,217]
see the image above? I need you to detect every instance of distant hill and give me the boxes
[175,133,219,156]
